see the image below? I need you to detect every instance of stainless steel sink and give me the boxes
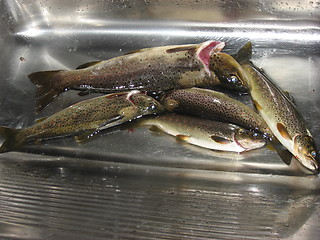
[0,0,320,239]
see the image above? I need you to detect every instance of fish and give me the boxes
[28,40,248,111]
[140,114,266,153]
[0,90,164,153]
[233,42,318,173]
[161,87,271,136]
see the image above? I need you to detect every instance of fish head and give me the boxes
[293,135,318,173]
[210,52,249,92]
[128,92,165,115]
[234,129,266,151]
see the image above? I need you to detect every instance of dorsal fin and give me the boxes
[232,41,252,64]
[76,61,102,69]
[35,117,48,123]
[104,92,128,99]
[166,46,196,54]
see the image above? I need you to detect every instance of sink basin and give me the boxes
[0,0,319,239]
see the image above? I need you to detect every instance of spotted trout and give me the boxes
[29,41,248,111]
[233,42,318,173]
[161,88,271,136]
[0,91,164,153]
[141,114,266,153]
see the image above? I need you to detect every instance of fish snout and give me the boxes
[293,135,319,173]
[141,97,165,115]
[234,129,266,151]
[150,100,165,114]
[128,91,164,115]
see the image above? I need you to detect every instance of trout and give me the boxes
[161,88,271,136]
[234,42,318,173]
[141,114,266,153]
[29,41,248,111]
[0,91,164,152]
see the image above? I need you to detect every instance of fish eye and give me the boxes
[149,104,156,111]
[311,151,317,158]
[229,75,239,84]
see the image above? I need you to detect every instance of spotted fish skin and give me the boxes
[235,42,318,173]
[29,41,229,111]
[0,91,164,153]
[161,88,271,136]
[141,114,266,153]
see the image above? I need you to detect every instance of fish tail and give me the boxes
[0,127,21,153]
[28,70,63,112]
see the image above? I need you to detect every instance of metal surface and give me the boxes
[0,0,320,239]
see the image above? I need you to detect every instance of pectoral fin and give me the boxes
[74,129,101,144]
[148,125,163,133]
[97,115,126,131]
[277,123,292,140]
[75,116,128,144]
[253,100,262,111]
[210,136,232,144]
[176,134,190,141]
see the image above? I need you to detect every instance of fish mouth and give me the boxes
[295,157,319,174]
[303,157,318,174]
[293,135,319,174]
[310,163,319,174]
[293,151,319,174]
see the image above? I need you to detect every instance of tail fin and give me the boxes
[0,127,21,153]
[232,41,252,64]
[28,71,63,112]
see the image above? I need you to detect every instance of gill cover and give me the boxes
[234,129,266,150]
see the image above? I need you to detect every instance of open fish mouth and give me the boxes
[295,153,319,174]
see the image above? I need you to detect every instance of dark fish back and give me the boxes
[162,88,270,134]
